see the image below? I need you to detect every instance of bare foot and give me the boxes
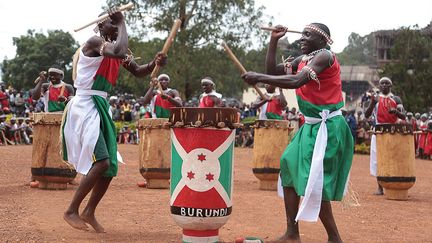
[373,190,384,195]
[63,212,88,231]
[80,212,106,233]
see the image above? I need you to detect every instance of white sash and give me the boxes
[296,109,342,222]
[76,89,107,98]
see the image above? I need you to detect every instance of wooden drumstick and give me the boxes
[260,26,303,34]
[151,19,182,93]
[34,71,47,84]
[74,2,134,32]
[221,41,267,100]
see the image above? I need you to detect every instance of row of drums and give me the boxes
[30,108,415,242]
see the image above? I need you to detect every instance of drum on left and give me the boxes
[31,112,77,190]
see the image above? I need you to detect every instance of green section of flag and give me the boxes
[48,100,65,112]
[218,141,234,198]
[171,142,183,194]
[91,75,113,92]
[266,112,282,120]
[155,105,170,118]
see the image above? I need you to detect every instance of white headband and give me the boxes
[48,68,64,76]
[305,24,333,45]
[201,78,214,85]
[158,74,170,81]
[379,77,392,85]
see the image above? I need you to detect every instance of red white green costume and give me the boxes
[199,91,222,108]
[150,89,174,118]
[43,82,70,112]
[369,93,400,176]
[62,49,121,177]
[280,52,353,222]
[258,93,284,120]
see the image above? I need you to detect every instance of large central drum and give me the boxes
[31,112,77,189]
[169,107,238,243]
[376,123,416,200]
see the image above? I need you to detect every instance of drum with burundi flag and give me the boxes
[169,107,238,243]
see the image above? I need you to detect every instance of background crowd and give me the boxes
[1,81,431,161]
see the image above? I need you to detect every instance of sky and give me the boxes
[1,0,431,63]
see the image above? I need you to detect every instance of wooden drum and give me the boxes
[376,123,416,200]
[138,118,171,189]
[169,107,238,243]
[253,119,292,190]
[31,112,77,190]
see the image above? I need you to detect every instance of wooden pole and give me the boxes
[221,41,266,100]
[150,19,182,93]
[74,2,134,32]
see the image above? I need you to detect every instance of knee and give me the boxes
[95,159,110,172]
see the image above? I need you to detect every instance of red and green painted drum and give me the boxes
[169,108,238,243]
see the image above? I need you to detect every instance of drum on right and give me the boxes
[376,123,416,200]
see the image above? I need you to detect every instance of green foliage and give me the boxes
[354,143,370,154]
[1,30,78,90]
[336,32,375,65]
[381,27,432,112]
[106,0,269,100]
[240,116,257,124]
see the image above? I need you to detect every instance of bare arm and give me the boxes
[251,96,268,110]
[122,52,167,77]
[31,72,48,100]
[141,81,157,105]
[164,89,183,107]
[278,88,287,108]
[243,50,334,89]
[364,95,377,119]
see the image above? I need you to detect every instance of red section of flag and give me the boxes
[94,57,122,86]
[173,186,227,209]
[183,229,219,237]
[173,128,231,153]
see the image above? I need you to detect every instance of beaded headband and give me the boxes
[48,68,64,76]
[379,77,392,85]
[305,24,333,45]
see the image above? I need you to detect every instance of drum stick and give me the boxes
[151,19,182,93]
[34,71,47,84]
[221,41,266,100]
[260,26,302,34]
[74,2,134,32]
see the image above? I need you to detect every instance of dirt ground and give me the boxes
[0,144,431,243]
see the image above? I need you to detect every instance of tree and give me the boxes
[107,0,269,100]
[381,26,432,112]
[1,30,78,90]
[337,32,375,65]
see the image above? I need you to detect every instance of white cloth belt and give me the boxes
[295,109,342,222]
[76,89,108,99]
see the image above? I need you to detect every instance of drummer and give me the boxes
[251,84,287,120]
[198,77,222,107]
[31,67,75,112]
[364,77,406,195]
[141,73,182,118]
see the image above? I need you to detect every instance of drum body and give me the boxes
[138,118,171,189]
[31,112,77,189]
[253,119,291,190]
[376,123,416,200]
[169,108,237,243]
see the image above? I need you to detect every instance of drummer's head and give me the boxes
[201,77,215,94]
[420,113,428,121]
[48,67,64,85]
[157,74,170,90]
[378,77,392,95]
[264,84,276,93]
